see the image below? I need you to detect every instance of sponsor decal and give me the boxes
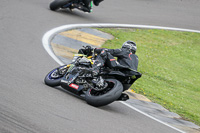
[110,59,116,61]
[69,83,79,90]
[129,52,132,60]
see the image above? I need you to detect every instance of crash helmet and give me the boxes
[122,40,137,53]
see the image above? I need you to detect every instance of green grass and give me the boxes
[97,28,200,125]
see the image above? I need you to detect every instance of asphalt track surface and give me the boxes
[1,0,200,133]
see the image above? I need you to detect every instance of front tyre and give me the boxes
[44,65,67,87]
[49,0,70,11]
[85,79,123,107]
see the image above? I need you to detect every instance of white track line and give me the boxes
[42,23,200,133]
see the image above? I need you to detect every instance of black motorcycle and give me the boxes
[44,49,141,107]
[49,0,93,13]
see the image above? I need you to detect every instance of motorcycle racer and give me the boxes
[45,41,142,105]
[78,40,139,75]
[78,40,140,100]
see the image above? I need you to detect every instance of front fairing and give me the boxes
[60,72,85,95]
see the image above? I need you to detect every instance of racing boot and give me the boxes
[94,0,104,6]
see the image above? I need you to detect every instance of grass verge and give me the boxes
[97,28,200,126]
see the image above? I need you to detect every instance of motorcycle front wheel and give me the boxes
[49,0,70,11]
[44,65,68,87]
[85,79,123,107]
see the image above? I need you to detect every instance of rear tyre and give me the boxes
[49,0,70,11]
[44,65,67,87]
[85,79,123,107]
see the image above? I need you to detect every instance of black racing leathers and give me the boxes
[95,48,139,71]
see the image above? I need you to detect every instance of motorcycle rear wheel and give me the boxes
[44,65,67,87]
[49,0,70,11]
[85,79,123,107]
